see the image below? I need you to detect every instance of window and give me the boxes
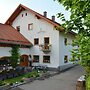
[25,13,27,16]
[33,55,39,62]
[22,14,23,17]
[64,55,68,63]
[64,38,67,45]
[16,26,20,32]
[34,38,39,45]
[44,37,49,44]
[28,23,33,30]
[43,56,50,63]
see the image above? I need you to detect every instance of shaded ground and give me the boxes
[10,65,85,90]
[9,87,24,90]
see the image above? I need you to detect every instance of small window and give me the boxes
[64,38,67,45]
[34,38,39,45]
[64,55,68,63]
[44,37,49,44]
[25,13,27,16]
[43,56,50,63]
[22,14,23,17]
[33,55,39,62]
[16,26,20,32]
[28,23,33,30]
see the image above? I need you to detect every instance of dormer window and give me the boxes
[28,23,33,30]
[22,14,23,17]
[16,26,20,32]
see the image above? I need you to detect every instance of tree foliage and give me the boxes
[55,0,90,75]
[10,45,20,68]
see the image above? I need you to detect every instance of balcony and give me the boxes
[39,44,51,53]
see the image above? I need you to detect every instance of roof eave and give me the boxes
[0,41,33,47]
[5,4,25,25]
[5,4,64,30]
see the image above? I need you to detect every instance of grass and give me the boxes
[86,76,90,90]
[3,70,39,85]
[4,75,24,84]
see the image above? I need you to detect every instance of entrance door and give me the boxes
[20,55,28,66]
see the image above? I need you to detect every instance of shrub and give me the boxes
[0,81,5,86]
[9,82,13,86]
[86,76,90,90]
[20,80,24,83]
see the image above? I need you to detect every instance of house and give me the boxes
[0,23,32,66]
[4,4,76,71]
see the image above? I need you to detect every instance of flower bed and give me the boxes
[0,68,49,88]
[0,66,50,90]
[3,70,40,85]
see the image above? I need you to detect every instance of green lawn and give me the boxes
[86,76,90,90]
[4,75,24,84]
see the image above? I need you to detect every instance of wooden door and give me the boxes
[20,55,28,66]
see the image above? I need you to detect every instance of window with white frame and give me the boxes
[43,56,50,63]
[44,37,49,44]
[16,26,20,32]
[25,13,27,16]
[33,55,39,62]
[34,38,39,45]
[28,23,33,30]
[64,55,68,63]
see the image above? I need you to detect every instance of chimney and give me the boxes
[43,11,47,17]
[52,15,55,21]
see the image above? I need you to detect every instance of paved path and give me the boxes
[11,65,85,90]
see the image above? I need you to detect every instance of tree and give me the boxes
[10,45,20,68]
[54,0,90,76]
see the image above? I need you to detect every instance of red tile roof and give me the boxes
[0,23,32,46]
[5,4,64,30]
[5,4,76,36]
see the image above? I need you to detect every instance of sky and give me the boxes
[0,0,70,24]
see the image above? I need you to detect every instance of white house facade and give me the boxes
[4,4,76,71]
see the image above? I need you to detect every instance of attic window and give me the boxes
[25,13,27,16]
[22,14,23,17]
[28,23,33,30]
[16,26,20,32]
